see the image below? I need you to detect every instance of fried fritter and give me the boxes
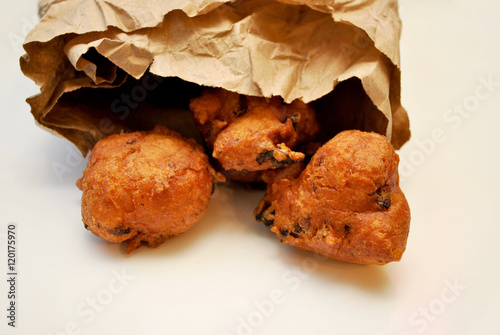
[189,88,319,172]
[254,130,411,265]
[76,125,225,253]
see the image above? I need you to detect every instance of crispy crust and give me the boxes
[189,88,319,172]
[76,125,224,253]
[255,130,411,265]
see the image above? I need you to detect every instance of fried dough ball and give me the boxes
[76,125,225,253]
[254,130,411,265]
[189,88,319,172]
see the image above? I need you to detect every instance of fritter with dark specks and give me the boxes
[77,125,225,253]
[189,88,319,173]
[254,130,411,265]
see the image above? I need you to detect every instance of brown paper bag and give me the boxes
[21,0,410,155]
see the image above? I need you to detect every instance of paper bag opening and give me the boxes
[21,0,411,156]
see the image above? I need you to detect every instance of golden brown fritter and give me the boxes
[76,125,225,253]
[254,130,411,265]
[189,88,319,172]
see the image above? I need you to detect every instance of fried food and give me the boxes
[254,130,411,265]
[76,125,225,253]
[189,88,319,172]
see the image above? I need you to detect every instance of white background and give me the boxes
[1,1,499,334]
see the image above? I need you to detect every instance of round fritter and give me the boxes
[189,88,319,172]
[254,130,411,265]
[76,125,225,253]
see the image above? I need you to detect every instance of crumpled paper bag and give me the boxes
[21,0,410,155]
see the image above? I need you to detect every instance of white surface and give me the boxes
[1,1,499,334]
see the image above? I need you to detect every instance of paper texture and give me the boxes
[21,0,410,155]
